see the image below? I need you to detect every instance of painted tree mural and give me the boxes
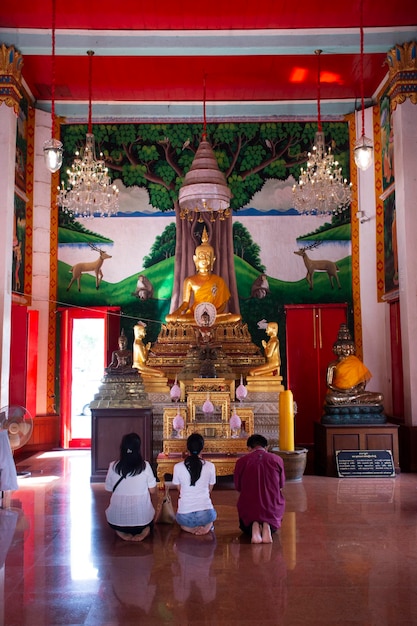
[59,121,351,314]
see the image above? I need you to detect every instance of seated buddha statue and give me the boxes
[105,330,137,375]
[248,322,281,377]
[325,324,383,406]
[165,226,241,325]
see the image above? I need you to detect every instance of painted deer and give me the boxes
[294,244,341,290]
[67,244,112,292]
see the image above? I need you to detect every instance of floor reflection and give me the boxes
[1,451,417,625]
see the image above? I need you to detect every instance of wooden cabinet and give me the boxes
[90,407,153,482]
[285,304,347,446]
[314,422,400,476]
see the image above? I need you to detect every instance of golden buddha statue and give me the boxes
[325,324,383,406]
[248,322,281,377]
[166,226,241,325]
[133,322,165,378]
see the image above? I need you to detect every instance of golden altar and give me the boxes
[156,383,254,484]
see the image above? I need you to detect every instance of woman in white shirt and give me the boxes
[172,433,217,535]
[105,432,157,541]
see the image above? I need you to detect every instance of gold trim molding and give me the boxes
[385,42,417,111]
[0,44,23,114]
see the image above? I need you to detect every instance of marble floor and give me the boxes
[1,450,417,626]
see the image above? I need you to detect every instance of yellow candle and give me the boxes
[279,389,295,451]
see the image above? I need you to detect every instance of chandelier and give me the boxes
[353,0,373,171]
[293,50,352,215]
[178,76,231,222]
[58,51,119,218]
[43,0,63,173]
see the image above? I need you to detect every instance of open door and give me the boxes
[59,306,120,448]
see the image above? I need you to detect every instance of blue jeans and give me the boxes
[176,508,217,528]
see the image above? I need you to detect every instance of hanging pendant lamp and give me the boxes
[178,75,231,221]
[354,0,374,171]
[43,0,63,173]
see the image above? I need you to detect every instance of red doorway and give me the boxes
[59,306,120,448]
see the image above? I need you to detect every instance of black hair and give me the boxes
[114,432,146,477]
[246,434,268,449]
[184,433,205,486]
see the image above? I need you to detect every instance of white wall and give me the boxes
[356,107,392,413]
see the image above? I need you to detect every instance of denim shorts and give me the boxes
[176,508,217,528]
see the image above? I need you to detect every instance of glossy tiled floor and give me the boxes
[1,450,417,625]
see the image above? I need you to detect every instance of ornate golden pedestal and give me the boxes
[147,321,264,379]
[156,384,255,485]
[140,377,170,394]
[246,375,284,393]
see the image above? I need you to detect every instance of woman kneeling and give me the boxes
[173,433,217,535]
[105,432,157,542]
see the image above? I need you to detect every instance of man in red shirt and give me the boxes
[234,434,286,543]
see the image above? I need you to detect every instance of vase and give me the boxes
[270,447,308,482]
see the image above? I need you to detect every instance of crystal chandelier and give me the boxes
[43,0,63,173]
[58,51,119,218]
[354,0,373,171]
[293,50,352,215]
[178,76,231,222]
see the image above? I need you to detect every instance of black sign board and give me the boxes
[335,450,395,478]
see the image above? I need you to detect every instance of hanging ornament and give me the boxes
[170,375,181,402]
[236,375,248,402]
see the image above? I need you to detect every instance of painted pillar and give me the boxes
[0,44,23,408]
[386,42,417,425]
[355,106,391,410]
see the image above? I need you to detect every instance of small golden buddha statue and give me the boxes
[166,226,241,325]
[248,322,281,377]
[132,322,165,378]
[325,324,383,406]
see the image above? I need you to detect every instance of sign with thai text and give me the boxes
[335,450,395,478]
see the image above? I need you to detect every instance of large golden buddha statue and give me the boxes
[325,324,383,406]
[166,226,241,325]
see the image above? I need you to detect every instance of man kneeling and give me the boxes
[234,434,286,543]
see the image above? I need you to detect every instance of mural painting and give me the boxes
[13,97,28,295]
[380,95,398,294]
[57,122,353,377]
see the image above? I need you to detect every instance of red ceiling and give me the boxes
[2,0,416,30]
[23,54,384,103]
[1,1,416,120]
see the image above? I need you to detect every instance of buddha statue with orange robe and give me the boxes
[325,324,383,406]
[166,226,241,325]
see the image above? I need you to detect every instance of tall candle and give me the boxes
[279,389,295,451]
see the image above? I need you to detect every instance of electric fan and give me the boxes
[0,405,33,477]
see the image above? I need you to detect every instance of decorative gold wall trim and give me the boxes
[386,42,417,111]
[0,44,23,114]
[47,172,60,416]
[23,106,35,305]
[373,104,386,302]
[347,113,363,361]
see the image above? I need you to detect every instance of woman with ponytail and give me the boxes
[172,433,217,535]
[105,432,157,541]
